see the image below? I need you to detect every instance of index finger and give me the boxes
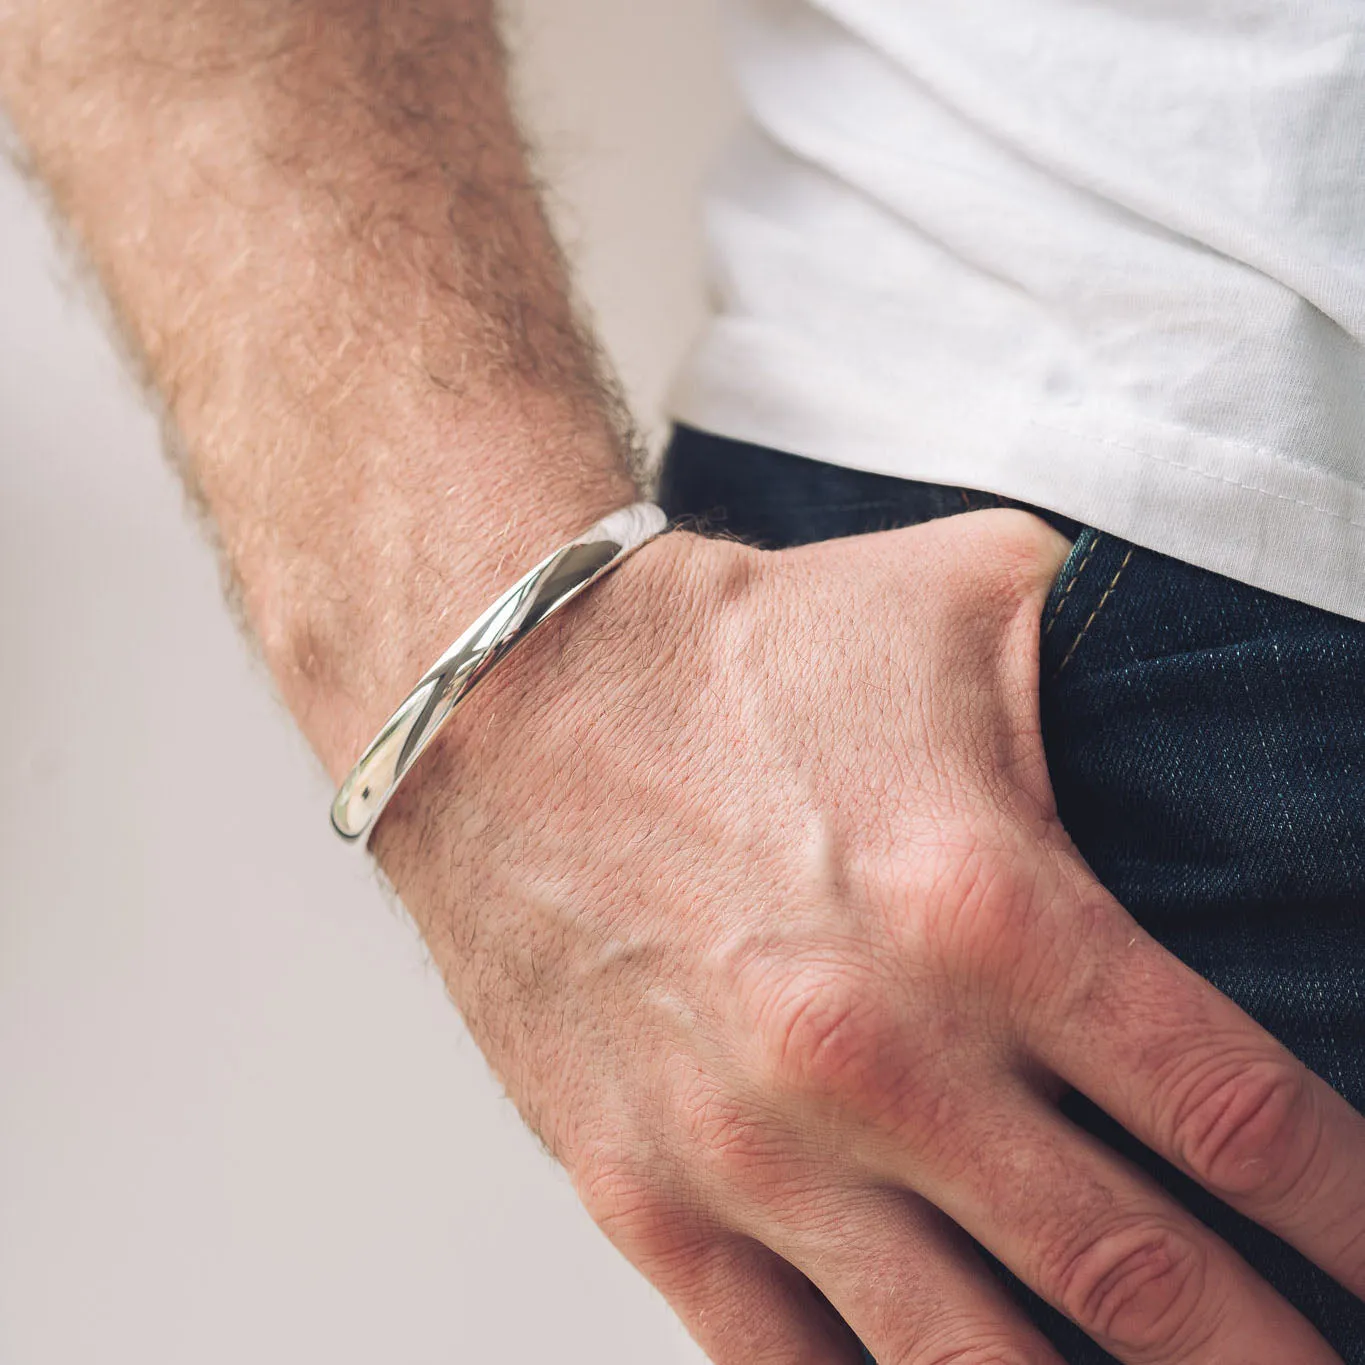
[1019,890,1365,1305]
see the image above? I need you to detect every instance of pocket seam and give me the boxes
[1054,545,1136,677]
[1044,531,1104,638]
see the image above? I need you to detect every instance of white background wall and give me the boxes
[0,4,737,1361]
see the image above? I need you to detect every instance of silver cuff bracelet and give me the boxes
[330,501,669,846]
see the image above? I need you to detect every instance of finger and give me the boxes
[642,1229,865,1365]
[1021,900,1365,1299]
[739,1183,1068,1365]
[877,1086,1344,1364]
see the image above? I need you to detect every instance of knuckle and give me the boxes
[574,1141,674,1256]
[748,959,894,1103]
[1167,1052,1319,1202]
[1044,1215,1211,1356]
[672,1068,789,1188]
[913,845,1038,991]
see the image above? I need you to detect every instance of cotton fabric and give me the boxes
[670,0,1365,620]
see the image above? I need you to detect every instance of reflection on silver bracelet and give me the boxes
[330,501,669,846]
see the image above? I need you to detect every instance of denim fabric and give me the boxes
[659,425,1365,1364]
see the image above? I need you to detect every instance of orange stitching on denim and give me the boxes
[1055,547,1135,677]
[1044,532,1103,637]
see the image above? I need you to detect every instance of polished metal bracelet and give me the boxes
[331,501,669,846]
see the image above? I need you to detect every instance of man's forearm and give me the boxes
[17,10,1365,1363]
[0,0,638,775]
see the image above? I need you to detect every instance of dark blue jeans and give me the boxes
[658,425,1365,1364]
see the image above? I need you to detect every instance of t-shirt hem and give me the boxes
[668,327,1365,624]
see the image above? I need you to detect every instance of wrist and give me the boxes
[364,524,751,876]
[270,443,640,782]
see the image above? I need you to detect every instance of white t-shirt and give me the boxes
[669,0,1365,621]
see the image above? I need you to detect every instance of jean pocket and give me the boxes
[1040,528,1137,679]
